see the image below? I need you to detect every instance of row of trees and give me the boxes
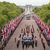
[0,1,24,27]
[33,2,50,25]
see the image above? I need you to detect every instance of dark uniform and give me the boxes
[41,38,45,50]
[17,38,20,48]
[35,36,37,47]
[43,42,45,50]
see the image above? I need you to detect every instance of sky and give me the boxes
[0,0,50,6]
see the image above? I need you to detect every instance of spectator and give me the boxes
[37,28,39,33]
[0,27,2,40]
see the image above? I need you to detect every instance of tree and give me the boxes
[33,2,50,25]
[0,1,24,27]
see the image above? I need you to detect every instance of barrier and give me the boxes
[32,15,50,46]
[0,16,24,49]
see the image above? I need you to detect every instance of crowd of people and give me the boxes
[37,29,46,50]
[0,16,23,50]
[33,15,50,46]
[0,15,47,50]
[15,25,38,50]
[14,24,46,50]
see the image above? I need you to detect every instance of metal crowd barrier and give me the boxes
[0,15,24,50]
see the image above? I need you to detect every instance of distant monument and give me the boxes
[25,5,32,12]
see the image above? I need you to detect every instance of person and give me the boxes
[23,28,26,37]
[29,33,34,48]
[22,34,26,50]
[34,36,37,47]
[14,37,16,43]
[21,28,23,33]
[41,38,46,50]
[0,27,3,50]
[39,32,41,38]
[31,25,34,34]
[21,28,26,50]
[31,33,34,48]
[0,27,2,41]
[43,42,45,50]
[17,37,20,48]
[37,28,39,33]
[32,33,34,39]
[26,26,30,33]
[19,34,21,38]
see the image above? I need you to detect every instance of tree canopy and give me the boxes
[33,2,50,25]
[0,1,24,27]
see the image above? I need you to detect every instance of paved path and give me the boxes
[4,15,50,50]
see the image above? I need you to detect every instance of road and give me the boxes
[4,14,50,50]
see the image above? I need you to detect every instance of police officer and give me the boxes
[41,38,46,50]
[34,36,37,47]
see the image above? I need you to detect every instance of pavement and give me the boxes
[4,15,50,50]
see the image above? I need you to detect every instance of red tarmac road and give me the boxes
[4,16,50,50]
